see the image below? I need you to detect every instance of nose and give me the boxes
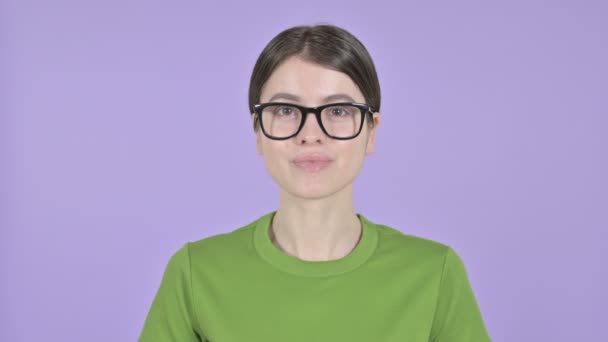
[296,111,325,143]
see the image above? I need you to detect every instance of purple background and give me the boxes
[2,1,606,341]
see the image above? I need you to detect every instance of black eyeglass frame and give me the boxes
[253,102,374,140]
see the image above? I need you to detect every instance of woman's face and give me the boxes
[253,56,380,200]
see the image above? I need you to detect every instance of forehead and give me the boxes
[260,56,365,104]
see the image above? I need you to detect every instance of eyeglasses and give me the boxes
[253,102,374,140]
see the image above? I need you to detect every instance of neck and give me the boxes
[269,184,362,262]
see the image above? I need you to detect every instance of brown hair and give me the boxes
[248,23,381,132]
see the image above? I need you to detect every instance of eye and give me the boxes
[275,106,295,115]
[330,107,351,116]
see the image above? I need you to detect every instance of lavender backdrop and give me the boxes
[1,1,606,341]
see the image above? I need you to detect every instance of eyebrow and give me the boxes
[267,92,357,104]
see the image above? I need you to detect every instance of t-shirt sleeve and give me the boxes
[429,247,492,342]
[138,243,203,342]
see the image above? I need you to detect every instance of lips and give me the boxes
[292,153,333,172]
[292,153,332,163]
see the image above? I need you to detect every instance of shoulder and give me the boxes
[182,216,260,260]
[363,216,473,277]
[371,220,472,280]
[370,220,474,288]
[372,219,451,257]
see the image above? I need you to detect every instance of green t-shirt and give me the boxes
[139,211,492,341]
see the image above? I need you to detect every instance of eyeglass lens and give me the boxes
[260,104,362,138]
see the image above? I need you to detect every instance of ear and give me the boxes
[365,112,380,155]
[252,113,262,155]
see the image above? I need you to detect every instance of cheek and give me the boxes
[334,142,367,170]
[261,141,288,169]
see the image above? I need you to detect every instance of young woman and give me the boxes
[139,24,492,342]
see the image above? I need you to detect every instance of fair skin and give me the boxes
[252,56,381,262]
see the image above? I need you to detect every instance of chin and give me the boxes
[285,176,350,200]
[295,184,334,198]
[269,163,355,199]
